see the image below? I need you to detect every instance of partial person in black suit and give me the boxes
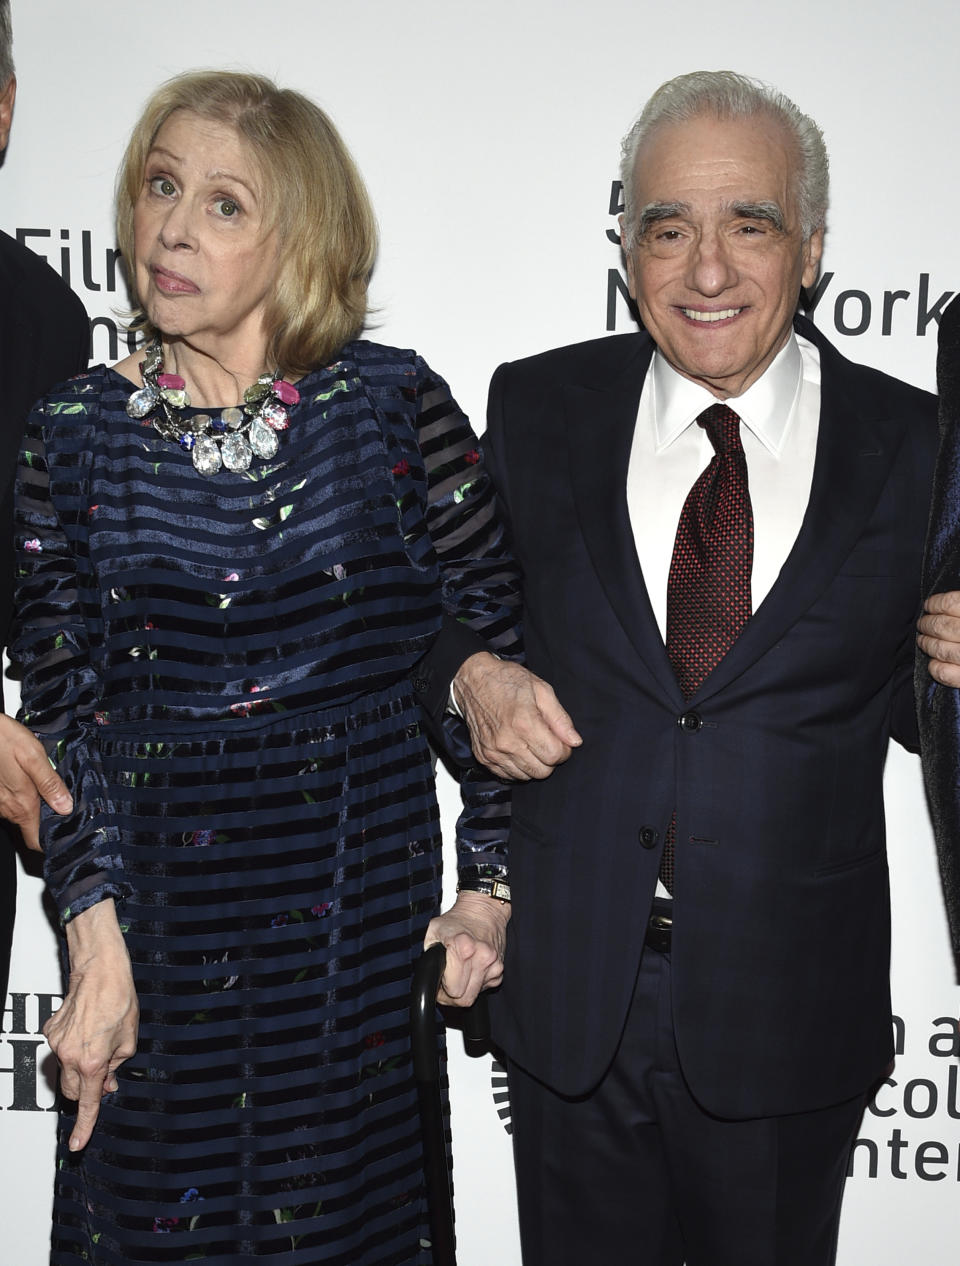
[0,0,88,1006]
[916,293,960,953]
[418,71,957,1265]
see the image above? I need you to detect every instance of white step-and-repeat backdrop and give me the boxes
[2,1,958,1260]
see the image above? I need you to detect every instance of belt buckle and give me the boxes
[645,908,673,953]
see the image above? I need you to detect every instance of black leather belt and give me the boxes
[644,902,673,953]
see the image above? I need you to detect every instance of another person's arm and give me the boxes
[0,713,72,849]
[405,358,520,1004]
[11,394,137,1147]
[413,358,580,783]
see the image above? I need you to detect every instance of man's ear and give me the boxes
[0,75,16,153]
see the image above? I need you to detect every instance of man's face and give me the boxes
[0,75,15,152]
[621,112,823,399]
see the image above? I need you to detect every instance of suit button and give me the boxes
[638,826,659,849]
[412,675,429,693]
[678,711,702,731]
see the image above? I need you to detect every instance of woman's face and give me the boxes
[133,110,279,361]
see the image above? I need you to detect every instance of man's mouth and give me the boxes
[679,307,743,323]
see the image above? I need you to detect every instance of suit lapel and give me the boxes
[565,335,683,702]
[688,320,906,703]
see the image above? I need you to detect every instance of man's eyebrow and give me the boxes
[730,201,785,230]
[637,202,690,235]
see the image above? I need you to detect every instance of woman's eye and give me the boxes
[216,199,239,218]
[151,177,176,197]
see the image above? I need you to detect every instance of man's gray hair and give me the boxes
[620,70,828,245]
[0,0,13,89]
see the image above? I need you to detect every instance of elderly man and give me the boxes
[916,297,960,954]
[419,71,952,1265]
[0,0,88,1003]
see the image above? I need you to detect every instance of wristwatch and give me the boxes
[456,878,511,903]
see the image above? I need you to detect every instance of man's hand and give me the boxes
[0,713,72,850]
[424,890,511,1007]
[45,899,139,1151]
[917,591,960,687]
[452,652,581,780]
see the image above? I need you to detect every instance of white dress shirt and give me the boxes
[627,332,822,642]
[627,332,822,900]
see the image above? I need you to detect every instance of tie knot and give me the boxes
[697,403,743,456]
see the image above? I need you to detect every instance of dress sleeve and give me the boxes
[10,400,126,923]
[413,358,522,886]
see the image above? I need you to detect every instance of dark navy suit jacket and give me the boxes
[918,293,960,962]
[423,314,938,1119]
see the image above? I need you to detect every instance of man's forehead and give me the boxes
[632,111,799,190]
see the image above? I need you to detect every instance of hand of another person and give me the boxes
[44,900,139,1151]
[424,890,511,1007]
[452,652,581,780]
[0,712,73,850]
[917,591,960,687]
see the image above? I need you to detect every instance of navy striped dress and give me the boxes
[13,342,518,1265]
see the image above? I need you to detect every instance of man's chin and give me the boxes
[662,351,762,399]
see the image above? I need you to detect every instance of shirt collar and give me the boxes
[651,333,803,457]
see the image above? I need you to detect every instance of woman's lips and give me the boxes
[151,266,199,295]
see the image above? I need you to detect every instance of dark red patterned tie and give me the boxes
[660,403,753,892]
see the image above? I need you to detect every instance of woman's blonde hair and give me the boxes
[116,70,378,375]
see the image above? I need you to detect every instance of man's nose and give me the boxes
[686,230,737,296]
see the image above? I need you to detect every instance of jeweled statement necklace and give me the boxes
[125,339,300,476]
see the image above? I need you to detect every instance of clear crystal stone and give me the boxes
[126,386,157,419]
[222,432,253,472]
[192,413,212,434]
[249,417,279,460]
[222,407,244,429]
[192,437,223,476]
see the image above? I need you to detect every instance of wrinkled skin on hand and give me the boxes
[424,890,511,1007]
[452,652,582,781]
[918,591,960,687]
[0,712,72,849]
[44,900,139,1151]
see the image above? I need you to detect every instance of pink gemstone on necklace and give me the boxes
[273,379,300,406]
[157,373,186,390]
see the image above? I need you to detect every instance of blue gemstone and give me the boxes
[179,434,196,451]
[211,416,227,433]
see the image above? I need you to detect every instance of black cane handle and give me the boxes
[411,944,493,1080]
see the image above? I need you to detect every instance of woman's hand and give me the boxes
[45,899,139,1151]
[424,890,511,1007]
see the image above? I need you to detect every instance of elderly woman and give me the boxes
[13,71,515,1265]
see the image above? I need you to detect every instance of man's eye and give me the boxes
[655,229,683,242]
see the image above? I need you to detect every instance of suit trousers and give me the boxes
[508,933,865,1266]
